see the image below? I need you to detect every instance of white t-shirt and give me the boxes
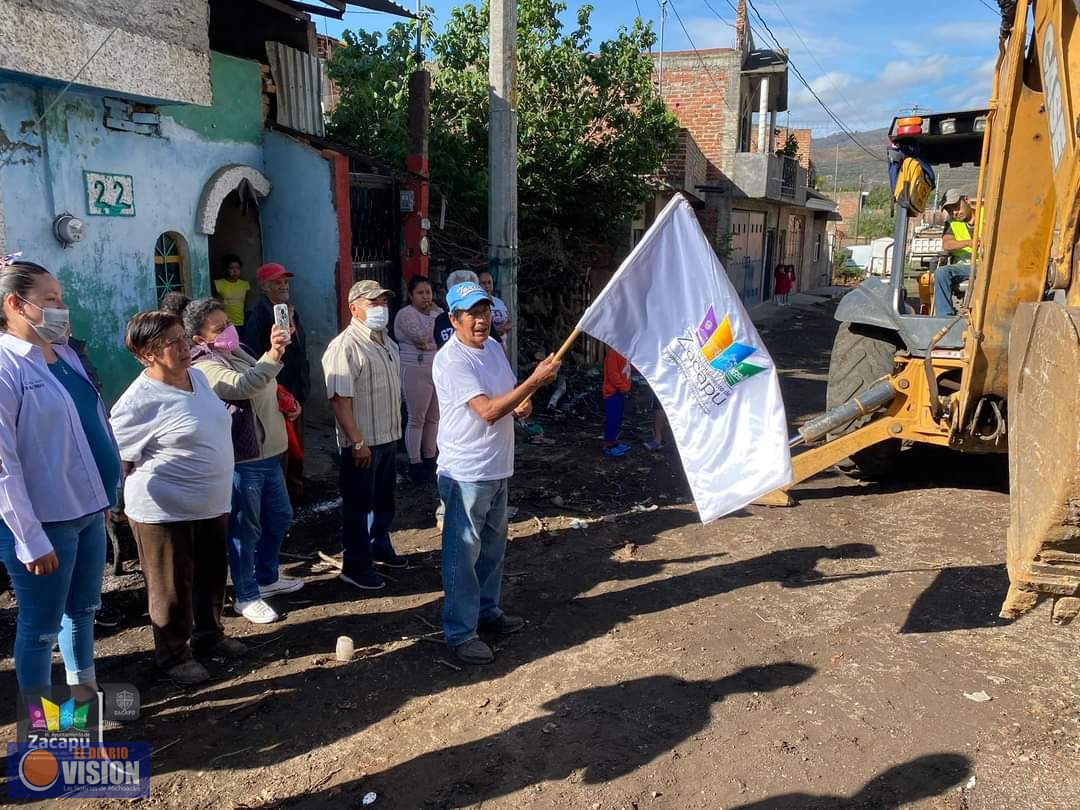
[433,335,518,482]
[110,369,234,523]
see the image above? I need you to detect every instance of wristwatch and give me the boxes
[352,440,366,450]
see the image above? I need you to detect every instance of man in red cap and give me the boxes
[244,263,310,503]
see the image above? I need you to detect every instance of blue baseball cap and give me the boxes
[446,282,492,313]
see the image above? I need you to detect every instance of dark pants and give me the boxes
[338,443,396,577]
[129,516,228,669]
[603,393,626,444]
[281,410,305,503]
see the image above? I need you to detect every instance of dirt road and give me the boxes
[2,297,1077,808]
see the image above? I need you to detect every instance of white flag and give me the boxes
[577,195,792,520]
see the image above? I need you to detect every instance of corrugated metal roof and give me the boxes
[291,1,416,18]
[266,41,325,137]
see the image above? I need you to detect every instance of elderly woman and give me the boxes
[110,311,247,684]
[0,256,120,692]
[184,298,301,625]
[433,282,559,665]
[394,275,443,483]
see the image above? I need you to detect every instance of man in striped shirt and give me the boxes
[322,280,404,590]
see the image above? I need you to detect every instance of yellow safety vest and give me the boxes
[948,218,973,260]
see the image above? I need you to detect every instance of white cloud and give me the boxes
[929,20,999,43]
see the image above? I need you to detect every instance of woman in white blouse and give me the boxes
[110,310,247,685]
[394,276,444,483]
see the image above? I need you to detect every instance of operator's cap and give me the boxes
[446,281,492,313]
[941,188,966,208]
[348,279,395,303]
[256,262,293,282]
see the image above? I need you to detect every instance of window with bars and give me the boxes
[154,232,189,302]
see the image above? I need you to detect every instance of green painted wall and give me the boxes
[161,52,264,144]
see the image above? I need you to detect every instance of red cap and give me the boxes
[256,262,293,282]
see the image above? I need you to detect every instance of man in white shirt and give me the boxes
[433,282,559,665]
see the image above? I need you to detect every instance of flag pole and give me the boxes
[553,328,582,361]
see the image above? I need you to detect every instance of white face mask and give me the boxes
[19,296,70,345]
[364,305,389,331]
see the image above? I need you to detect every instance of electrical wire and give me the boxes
[666,1,731,97]
[974,0,1000,13]
[734,0,883,161]
[767,0,874,132]
[0,26,120,171]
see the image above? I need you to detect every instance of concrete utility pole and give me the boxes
[658,0,667,98]
[489,0,519,371]
[854,174,864,241]
[833,143,839,194]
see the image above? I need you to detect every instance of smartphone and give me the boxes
[273,304,291,344]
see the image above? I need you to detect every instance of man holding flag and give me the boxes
[573,195,793,519]
[434,281,560,665]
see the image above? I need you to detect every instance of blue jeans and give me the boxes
[439,476,509,647]
[229,456,293,603]
[338,444,397,576]
[934,263,971,316]
[603,393,626,444]
[0,512,106,689]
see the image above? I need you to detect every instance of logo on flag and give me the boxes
[663,304,768,414]
[575,194,792,520]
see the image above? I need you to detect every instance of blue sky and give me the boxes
[317,0,1001,135]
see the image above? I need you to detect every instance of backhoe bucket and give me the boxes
[1003,303,1080,623]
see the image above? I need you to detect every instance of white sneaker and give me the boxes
[258,575,304,597]
[233,599,280,624]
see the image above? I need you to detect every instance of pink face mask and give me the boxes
[212,325,241,353]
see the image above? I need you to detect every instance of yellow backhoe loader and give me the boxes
[760,0,1080,624]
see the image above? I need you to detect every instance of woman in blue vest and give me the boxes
[0,256,120,692]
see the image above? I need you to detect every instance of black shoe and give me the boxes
[339,569,386,590]
[478,613,525,635]
[454,638,494,665]
[94,604,122,628]
[371,537,408,569]
[409,463,426,484]
[422,458,438,482]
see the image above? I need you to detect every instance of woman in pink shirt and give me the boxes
[394,276,444,482]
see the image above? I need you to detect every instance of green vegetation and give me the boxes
[327,0,679,266]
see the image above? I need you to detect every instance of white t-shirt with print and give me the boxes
[110,368,234,523]
[433,335,518,482]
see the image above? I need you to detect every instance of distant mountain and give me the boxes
[812,128,979,197]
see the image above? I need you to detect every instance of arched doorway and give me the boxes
[196,165,271,318]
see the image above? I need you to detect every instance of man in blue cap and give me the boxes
[433,281,560,664]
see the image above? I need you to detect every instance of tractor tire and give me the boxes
[826,322,901,480]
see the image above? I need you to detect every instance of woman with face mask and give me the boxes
[393,276,444,483]
[184,298,300,625]
[0,256,120,693]
[109,311,248,684]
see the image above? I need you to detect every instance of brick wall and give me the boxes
[752,126,813,170]
[653,49,742,180]
[659,129,708,198]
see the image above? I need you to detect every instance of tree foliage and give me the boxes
[327,0,679,262]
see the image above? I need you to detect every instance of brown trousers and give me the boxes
[130,515,229,669]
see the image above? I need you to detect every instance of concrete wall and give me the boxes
[260,131,341,416]
[0,0,211,105]
[0,51,264,403]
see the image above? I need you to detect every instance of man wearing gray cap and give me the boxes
[935,189,976,316]
[322,280,406,590]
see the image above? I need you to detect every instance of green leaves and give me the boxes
[328,0,678,271]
